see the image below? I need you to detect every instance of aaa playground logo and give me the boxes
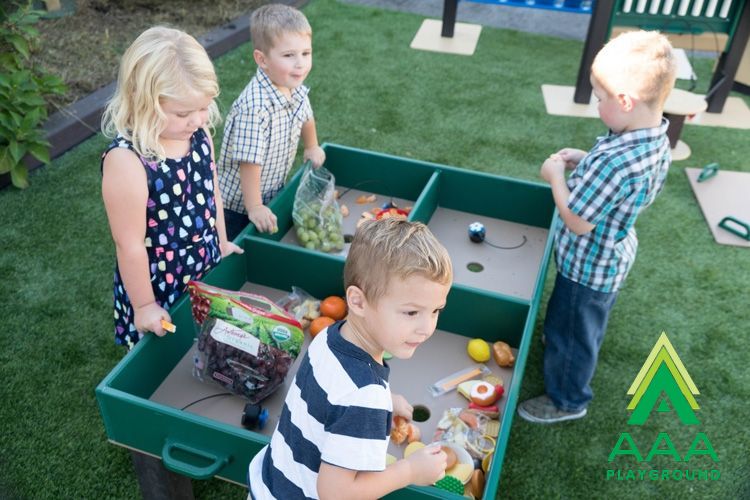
[606,332,720,482]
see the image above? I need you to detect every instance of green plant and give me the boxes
[0,1,66,188]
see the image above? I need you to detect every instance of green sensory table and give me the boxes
[96,144,556,499]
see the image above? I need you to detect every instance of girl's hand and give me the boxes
[392,393,414,421]
[247,204,278,234]
[134,302,171,337]
[220,240,244,257]
[304,146,326,168]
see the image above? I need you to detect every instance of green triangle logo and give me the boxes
[626,333,700,425]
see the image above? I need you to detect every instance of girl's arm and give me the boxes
[102,148,168,335]
[204,129,243,256]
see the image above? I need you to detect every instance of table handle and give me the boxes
[161,439,229,479]
[697,163,719,182]
[718,216,750,241]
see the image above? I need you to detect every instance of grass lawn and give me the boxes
[1,0,749,498]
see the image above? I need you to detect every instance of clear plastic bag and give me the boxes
[275,286,320,330]
[292,162,345,253]
[187,281,304,403]
[433,408,495,460]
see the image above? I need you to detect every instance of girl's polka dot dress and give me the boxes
[102,129,222,348]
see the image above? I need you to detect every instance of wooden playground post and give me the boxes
[442,0,459,37]
[574,0,750,113]
[573,0,615,104]
[705,0,750,112]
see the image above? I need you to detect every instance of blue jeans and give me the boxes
[543,273,618,412]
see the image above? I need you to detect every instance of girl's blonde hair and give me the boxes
[345,219,453,303]
[102,26,221,159]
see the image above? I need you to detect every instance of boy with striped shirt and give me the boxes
[518,31,677,424]
[248,219,453,499]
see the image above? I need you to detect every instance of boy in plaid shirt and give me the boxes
[518,31,677,423]
[218,4,325,240]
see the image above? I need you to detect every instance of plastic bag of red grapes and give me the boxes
[187,281,304,404]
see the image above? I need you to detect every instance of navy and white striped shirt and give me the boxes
[218,68,313,214]
[555,118,671,293]
[248,321,392,499]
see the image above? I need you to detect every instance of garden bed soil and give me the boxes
[3,0,310,188]
[37,0,268,111]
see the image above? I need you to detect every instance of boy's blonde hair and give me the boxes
[591,30,676,109]
[250,4,312,53]
[345,219,453,303]
[102,26,221,159]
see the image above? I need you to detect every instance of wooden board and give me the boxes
[386,331,515,460]
[685,167,750,247]
[410,19,482,56]
[738,37,750,87]
[541,84,750,129]
[428,207,549,300]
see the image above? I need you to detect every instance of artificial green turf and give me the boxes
[1,0,748,498]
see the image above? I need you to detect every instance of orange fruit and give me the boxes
[320,296,347,321]
[310,316,336,338]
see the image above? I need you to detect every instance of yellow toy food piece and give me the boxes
[404,441,426,458]
[467,338,490,362]
[482,452,493,473]
[386,454,397,466]
[485,419,500,438]
[446,462,473,484]
[457,380,481,400]
[160,319,176,333]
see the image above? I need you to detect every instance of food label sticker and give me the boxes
[271,325,291,342]
[210,319,260,356]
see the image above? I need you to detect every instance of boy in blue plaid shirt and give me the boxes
[518,31,677,424]
[218,4,325,240]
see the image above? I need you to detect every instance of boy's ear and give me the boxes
[345,285,367,316]
[253,49,266,69]
[617,93,635,112]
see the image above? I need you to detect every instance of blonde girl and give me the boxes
[101,26,242,348]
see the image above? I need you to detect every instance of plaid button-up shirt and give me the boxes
[218,68,313,214]
[555,118,671,293]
